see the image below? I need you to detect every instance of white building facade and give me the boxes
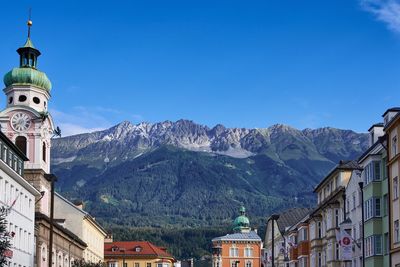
[0,131,40,267]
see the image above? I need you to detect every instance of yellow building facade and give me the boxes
[104,240,175,267]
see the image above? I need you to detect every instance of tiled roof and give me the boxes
[212,231,261,242]
[274,208,312,233]
[104,241,174,259]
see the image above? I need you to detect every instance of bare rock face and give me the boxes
[52,120,369,163]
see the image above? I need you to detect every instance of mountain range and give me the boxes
[50,120,368,258]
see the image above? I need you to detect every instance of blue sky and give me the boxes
[1,0,400,135]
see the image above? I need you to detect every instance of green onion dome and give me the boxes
[233,215,250,227]
[4,67,52,92]
[233,206,250,232]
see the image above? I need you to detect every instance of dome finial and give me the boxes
[27,8,32,39]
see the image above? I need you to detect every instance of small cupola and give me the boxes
[17,20,41,69]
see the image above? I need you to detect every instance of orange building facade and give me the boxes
[212,207,262,267]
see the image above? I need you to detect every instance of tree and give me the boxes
[0,207,12,266]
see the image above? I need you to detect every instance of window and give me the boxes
[147,263,152,267]
[335,243,340,260]
[42,142,46,162]
[365,236,383,257]
[365,198,381,220]
[299,257,307,267]
[317,221,322,238]
[395,220,399,243]
[299,228,308,242]
[335,209,340,227]
[124,263,128,267]
[382,194,389,216]
[364,161,381,184]
[384,233,389,254]
[18,95,27,102]
[15,136,27,156]
[33,97,40,104]
[352,192,356,210]
[229,247,239,257]
[245,261,252,267]
[394,177,399,200]
[8,97,13,104]
[109,263,116,267]
[392,135,398,158]
[244,247,253,257]
[318,252,322,267]
[135,246,142,252]
[135,263,139,267]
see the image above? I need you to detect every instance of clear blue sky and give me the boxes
[1,0,400,135]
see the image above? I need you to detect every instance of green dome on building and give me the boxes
[233,206,250,232]
[3,36,51,92]
[4,67,51,91]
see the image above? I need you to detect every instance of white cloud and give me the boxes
[56,123,106,137]
[361,0,400,33]
[50,106,143,137]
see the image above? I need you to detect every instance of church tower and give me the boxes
[0,19,54,215]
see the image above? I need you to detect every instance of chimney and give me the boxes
[74,200,84,210]
[368,123,384,147]
[105,234,113,243]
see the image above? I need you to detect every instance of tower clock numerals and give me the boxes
[11,112,31,132]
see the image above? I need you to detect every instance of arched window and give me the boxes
[42,142,46,162]
[246,262,252,267]
[15,136,27,155]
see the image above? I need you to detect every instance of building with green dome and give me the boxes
[212,207,262,267]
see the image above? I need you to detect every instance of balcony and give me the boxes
[298,241,310,256]
[289,247,298,260]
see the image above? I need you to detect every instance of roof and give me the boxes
[271,208,312,233]
[382,107,400,117]
[314,160,362,192]
[104,241,175,260]
[212,231,261,242]
[384,111,400,131]
[368,123,384,132]
[35,212,87,247]
[22,38,35,49]
[358,137,385,164]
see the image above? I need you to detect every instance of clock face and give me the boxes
[11,112,31,132]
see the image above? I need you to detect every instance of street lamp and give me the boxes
[358,182,365,267]
[270,214,280,267]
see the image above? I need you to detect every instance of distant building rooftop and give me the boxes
[212,230,261,242]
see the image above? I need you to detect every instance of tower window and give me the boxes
[15,136,27,156]
[8,97,13,104]
[33,97,40,104]
[42,142,46,162]
[18,95,27,102]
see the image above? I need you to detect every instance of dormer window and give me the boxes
[135,246,142,252]
[111,246,119,252]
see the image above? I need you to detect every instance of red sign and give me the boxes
[3,249,13,258]
[342,237,351,246]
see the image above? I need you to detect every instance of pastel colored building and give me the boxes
[384,107,400,267]
[310,160,362,267]
[358,121,389,267]
[212,207,262,267]
[54,193,108,263]
[0,131,40,267]
[264,208,311,267]
[104,239,175,267]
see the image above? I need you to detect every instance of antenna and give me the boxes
[27,8,32,38]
